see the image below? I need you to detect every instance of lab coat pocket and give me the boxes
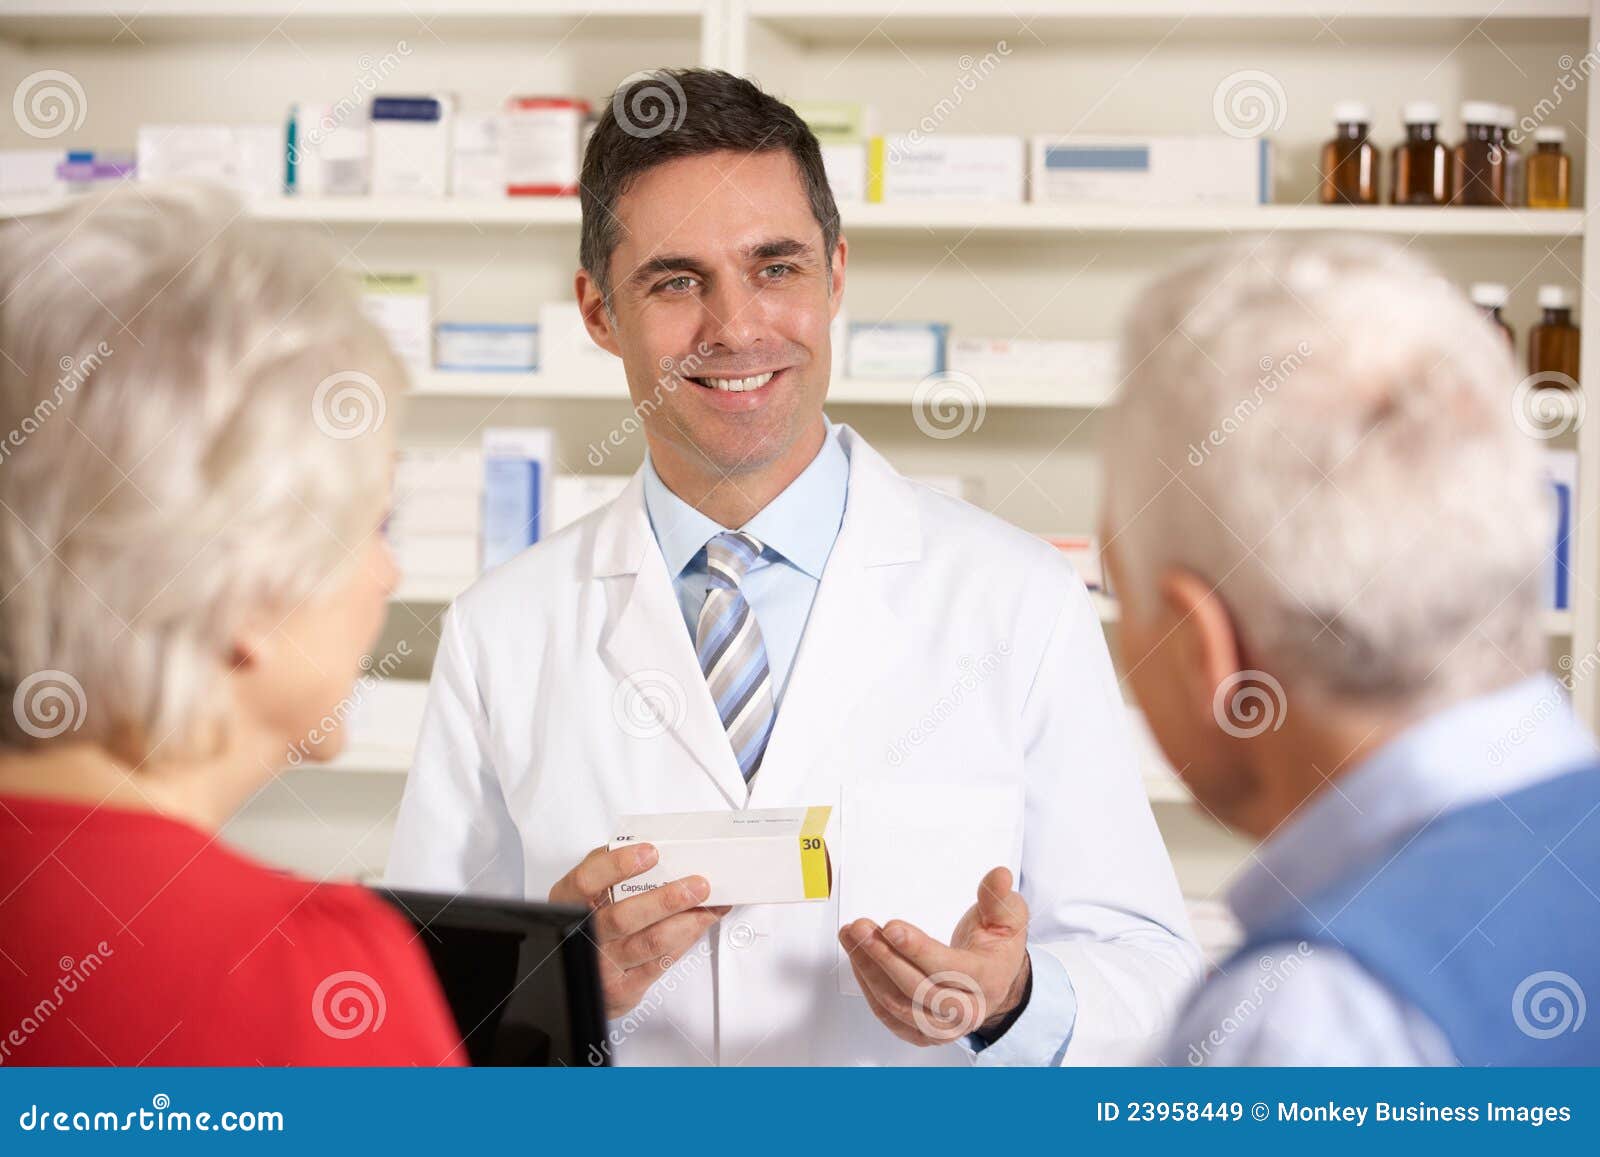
[835,781,1023,995]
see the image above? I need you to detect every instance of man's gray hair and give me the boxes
[1102,234,1550,705]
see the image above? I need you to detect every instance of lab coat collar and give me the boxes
[587,424,919,580]
[587,424,921,808]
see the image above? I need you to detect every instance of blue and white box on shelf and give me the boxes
[435,323,538,373]
[1030,135,1272,207]
[1545,449,1577,613]
[846,321,947,380]
[481,428,555,571]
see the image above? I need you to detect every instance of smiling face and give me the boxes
[576,148,846,499]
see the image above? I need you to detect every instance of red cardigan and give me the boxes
[0,794,465,1066]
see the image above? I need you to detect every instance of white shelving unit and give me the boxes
[3,2,1594,893]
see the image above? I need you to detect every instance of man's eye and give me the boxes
[762,264,794,279]
[659,275,698,293]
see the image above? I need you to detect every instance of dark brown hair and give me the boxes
[579,69,840,303]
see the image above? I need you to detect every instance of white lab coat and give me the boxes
[387,425,1200,1065]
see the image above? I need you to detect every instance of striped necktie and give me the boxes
[695,531,775,781]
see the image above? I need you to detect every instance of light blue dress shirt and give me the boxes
[641,421,1078,1064]
[641,423,849,709]
[1163,674,1598,1066]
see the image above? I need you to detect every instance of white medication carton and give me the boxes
[609,806,833,908]
[868,134,1025,203]
[1031,135,1271,207]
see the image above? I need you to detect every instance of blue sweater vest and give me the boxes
[1227,765,1600,1066]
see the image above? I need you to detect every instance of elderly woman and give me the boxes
[0,186,462,1065]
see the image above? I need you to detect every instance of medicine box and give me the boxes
[609,806,833,908]
[868,134,1025,204]
[1031,135,1271,207]
[847,321,947,379]
[435,323,538,373]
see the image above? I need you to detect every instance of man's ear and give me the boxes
[574,267,622,357]
[828,235,848,318]
[1157,568,1245,732]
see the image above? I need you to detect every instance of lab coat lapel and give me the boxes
[747,427,922,807]
[591,471,749,809]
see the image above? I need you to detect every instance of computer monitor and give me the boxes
[372,888,609,1067]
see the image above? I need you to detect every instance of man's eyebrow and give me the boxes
[746,238,814,261]
[627,255,712,287]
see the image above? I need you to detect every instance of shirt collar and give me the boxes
[641,419,849,579]
[1229,674,1598,931]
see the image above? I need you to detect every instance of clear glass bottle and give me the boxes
[1526,126,1571,209]
[1318,101,1380,205]
[1392,101,1452,205]
[1529,285,1581,387]
[1469,282,1515,352]
[1453,100,1507,206]
[1498,105,1525,207]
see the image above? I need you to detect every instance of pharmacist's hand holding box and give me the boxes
[838,866,1031,1047]
[547,843,731,1019]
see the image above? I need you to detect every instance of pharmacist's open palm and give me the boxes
[839,865,1032,1047]
[549,842,730,1018]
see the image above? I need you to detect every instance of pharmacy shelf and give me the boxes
[2,197,1581,240]
[413,370,1116,408]
[0,1,705,44]
[742,0,1587,48]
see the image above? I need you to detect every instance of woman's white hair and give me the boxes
[0,183,403,761]
[1103,234,1551,706]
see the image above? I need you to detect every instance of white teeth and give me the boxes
[699,371,775,392]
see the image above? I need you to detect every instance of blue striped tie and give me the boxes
[696,531,775,781]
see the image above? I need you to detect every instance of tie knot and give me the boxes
[705,530,764,586]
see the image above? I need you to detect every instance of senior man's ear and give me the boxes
[1157,569,1245,730]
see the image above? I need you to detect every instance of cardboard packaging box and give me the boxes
[1031,135,1271,207]
[868,134,1025,203]
[610,806,833,907]
[847,321,947,379]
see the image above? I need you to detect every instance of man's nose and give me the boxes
[700,275,766,353]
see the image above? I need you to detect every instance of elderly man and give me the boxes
[1101,235,1600,1066]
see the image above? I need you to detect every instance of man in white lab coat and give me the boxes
[387,68,1199,1066]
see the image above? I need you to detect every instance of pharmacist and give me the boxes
[387,68,1200,1066]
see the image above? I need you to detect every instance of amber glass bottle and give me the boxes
[1392,101,1452,205]
[1528,286,1581,387]
[1454,101,1507,206]
[1319,101,1379,205]
[1526,126,1572,209]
